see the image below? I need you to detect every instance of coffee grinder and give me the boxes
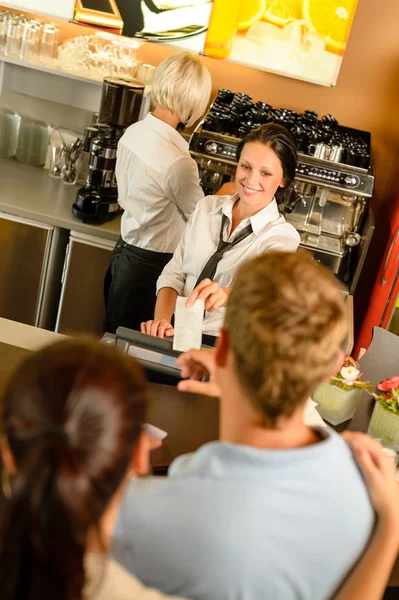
[73,77,144,223]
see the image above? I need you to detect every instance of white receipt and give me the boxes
[173,296,204,352]
[143,423,168,440]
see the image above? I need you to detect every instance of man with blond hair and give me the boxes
[112,251,374,600]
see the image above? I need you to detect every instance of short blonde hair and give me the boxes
[224,252,347,427]
[151,51,212,127]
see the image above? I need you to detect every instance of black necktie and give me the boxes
[195,213,253,288]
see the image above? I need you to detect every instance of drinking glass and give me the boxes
[39,24,59,64]
[16,117,51,167]
[48,144,62,178]
[87,51,112,81]
[94,31,117,57]
[20,20,42,62]
[57,36,91,76]
[135,63,156,85]
[4,16,27,58]
[111,38,141,80]
[204,0,242,59]
[0,108,21,158]
[60,138,83,185]
[0,12,12,54]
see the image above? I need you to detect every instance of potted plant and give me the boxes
[368,377,399,447]
[313,356,373,425]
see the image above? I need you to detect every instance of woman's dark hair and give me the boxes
[236,123,298,205]
[0,339,147,600]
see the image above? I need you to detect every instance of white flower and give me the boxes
[340,366,360,385]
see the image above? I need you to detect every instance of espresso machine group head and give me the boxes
[73,77,145,224]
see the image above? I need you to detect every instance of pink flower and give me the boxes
[377,376,399,392]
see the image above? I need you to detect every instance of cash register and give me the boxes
[103,327,210,385]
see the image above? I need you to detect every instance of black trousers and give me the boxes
[103,237,173,334]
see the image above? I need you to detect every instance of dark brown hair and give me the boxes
[236,123,298,205]
[225,251,346,427]
[0,339,147,600]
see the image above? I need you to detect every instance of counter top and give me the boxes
[0,318,66,351]
[0,158,120,242]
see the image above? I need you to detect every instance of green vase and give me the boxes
[313,383,363,426]
[367,402,399,447]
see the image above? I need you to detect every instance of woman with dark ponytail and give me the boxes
[0,339,184,600]
[142,123,301,345]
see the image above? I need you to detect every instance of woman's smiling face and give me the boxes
[236,141,285,208]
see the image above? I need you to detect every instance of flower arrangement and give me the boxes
[313,356,373,425]
[329,356,373,392]
[372,377,399,415]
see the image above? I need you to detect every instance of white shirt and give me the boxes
[157,194,301,336]
[116,113,204,253]
[84,554,184,600]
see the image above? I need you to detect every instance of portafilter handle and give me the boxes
[283,186,309,213]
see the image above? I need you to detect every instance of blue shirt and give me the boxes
[112,428,374,600]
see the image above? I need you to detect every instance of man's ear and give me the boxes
[215,328,229,368]
[132,431,151,477]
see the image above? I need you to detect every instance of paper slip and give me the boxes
[143,423,168,440]
[173,296,204,352]
[305,398,318,414]
[304,398,327,427]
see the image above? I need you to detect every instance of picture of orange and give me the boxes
[302,0,359,53]
[237,0,267,31]
[263,0,302,26]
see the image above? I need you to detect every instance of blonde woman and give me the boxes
[103,51,212,334]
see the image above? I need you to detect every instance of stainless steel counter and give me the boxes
[0,158,120,242]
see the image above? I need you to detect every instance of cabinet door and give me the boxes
[56,234,114,337]
[0,213,53,326]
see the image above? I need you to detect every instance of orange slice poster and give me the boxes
[204,0,360,86]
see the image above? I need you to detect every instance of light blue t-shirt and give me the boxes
[112,428,374,600]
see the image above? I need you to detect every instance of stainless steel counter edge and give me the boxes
[0,158,120,242]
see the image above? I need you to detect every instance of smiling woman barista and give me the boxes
[103,52,212,334]
[141,123,301,345]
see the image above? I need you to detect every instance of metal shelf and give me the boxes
[0,54,102,112]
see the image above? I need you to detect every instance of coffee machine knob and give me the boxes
[344,175,358,187]
[205,141,218,154]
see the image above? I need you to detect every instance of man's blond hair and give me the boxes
[151,52,212,127]
[224,252,347,427]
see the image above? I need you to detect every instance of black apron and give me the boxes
[103,236,173,334]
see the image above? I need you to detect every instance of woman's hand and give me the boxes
[176,348,221,397]
[342,432,399,528]
[186,279,230,312]
[140,319,174,339]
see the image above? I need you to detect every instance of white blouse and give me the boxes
[157,194,301,336]
[85,554,186,600]
[116,113,204,254]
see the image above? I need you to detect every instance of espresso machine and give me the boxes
[73,77,144,224]
[189,89,375,292]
